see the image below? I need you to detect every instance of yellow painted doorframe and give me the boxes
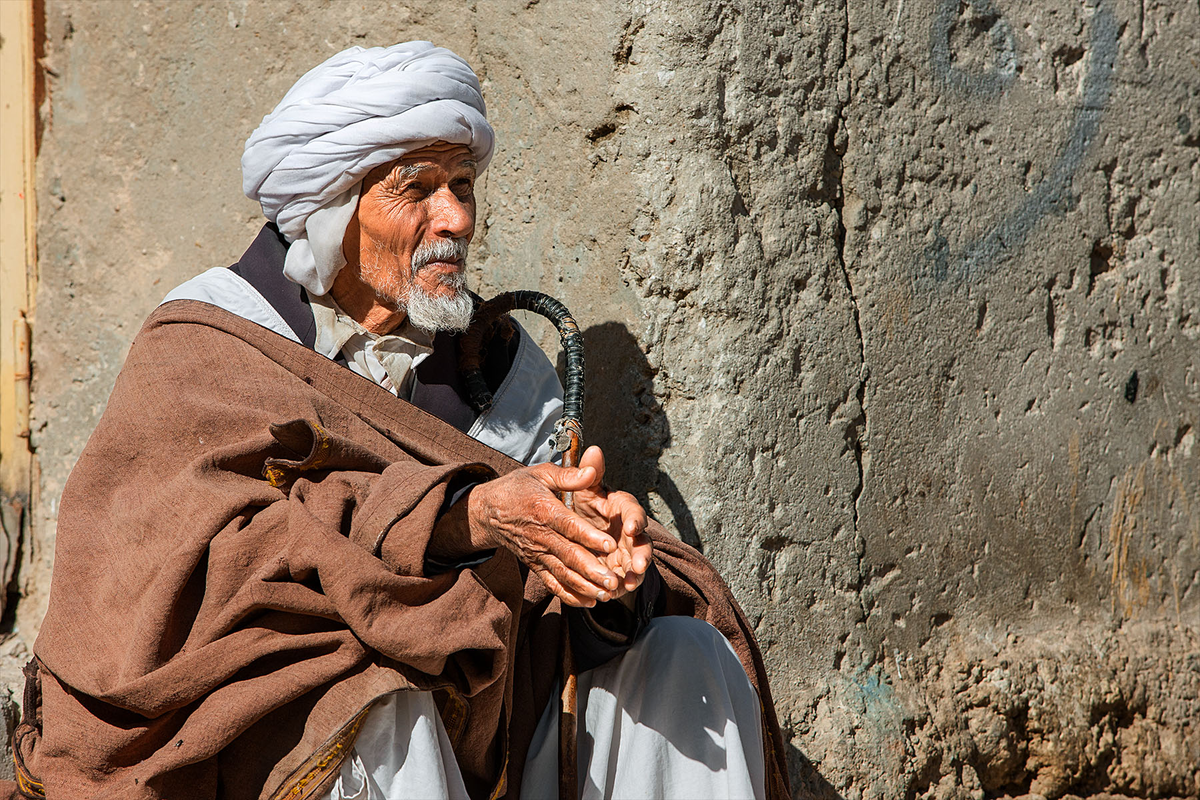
[0,0,38,568]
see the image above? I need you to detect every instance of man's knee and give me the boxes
[639,615,733,654]
[623,616,753,691]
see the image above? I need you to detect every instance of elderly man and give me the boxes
[10,43,788,800]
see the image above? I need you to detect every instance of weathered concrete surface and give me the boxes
[8,1,1199,798]
[832,0,1200,794]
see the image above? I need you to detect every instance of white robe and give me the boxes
[327,617,765,800]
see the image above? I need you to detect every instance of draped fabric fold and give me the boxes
[26,302,522,798]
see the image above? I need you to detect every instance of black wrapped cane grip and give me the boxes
[459,291,585,433]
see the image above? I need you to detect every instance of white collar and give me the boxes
[309,293,435,397]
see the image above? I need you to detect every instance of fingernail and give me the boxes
[605,576,618,590]
[596,591,610,602]
[604,539,615,553]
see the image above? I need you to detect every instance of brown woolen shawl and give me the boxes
[18,300,789,800]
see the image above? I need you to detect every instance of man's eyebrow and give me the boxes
[389,159,476,182]
[391,163,428,182]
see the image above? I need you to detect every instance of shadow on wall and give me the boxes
[789,744,844,800]
[564,324,843,798]
[565,324,850,797]
[556,322,701,552]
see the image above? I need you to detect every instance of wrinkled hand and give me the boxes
[466,446,652,608]
[569,446,653,606]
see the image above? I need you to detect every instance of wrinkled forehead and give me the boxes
[364,142,477,184]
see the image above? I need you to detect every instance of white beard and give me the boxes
[404,237,474,333]
[404,277,474,333]
[360,236,475,333]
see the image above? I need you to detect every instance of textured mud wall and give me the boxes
[11,1,1199,798]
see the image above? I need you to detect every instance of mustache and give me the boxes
[411,238,469,276]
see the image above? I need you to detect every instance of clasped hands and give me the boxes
[433,446,652,607]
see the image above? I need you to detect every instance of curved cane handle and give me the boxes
[459,291,585,504]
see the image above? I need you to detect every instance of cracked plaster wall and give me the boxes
[8,1,1199,798]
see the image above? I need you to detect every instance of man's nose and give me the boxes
[428,187,474,241]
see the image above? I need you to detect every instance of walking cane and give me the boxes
[458,290,584,800]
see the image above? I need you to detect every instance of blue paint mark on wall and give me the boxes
[850,661,906,732]
[926,2,1119,284]
[931,0,1019,99]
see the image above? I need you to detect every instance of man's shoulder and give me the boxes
[160,267,302,344]
[158,223,317,347]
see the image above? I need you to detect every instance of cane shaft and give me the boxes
[458,291,586,800]
[559,621,579,800]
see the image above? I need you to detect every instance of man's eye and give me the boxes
[398,181,430,198]
[452,179,474,197]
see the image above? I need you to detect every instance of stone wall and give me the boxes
[10,1,1199,797]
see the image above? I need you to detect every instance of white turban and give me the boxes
[242,41,494,295]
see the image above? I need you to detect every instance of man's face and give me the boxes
[344,141,477,329]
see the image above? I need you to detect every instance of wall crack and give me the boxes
[830,0,870,628]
